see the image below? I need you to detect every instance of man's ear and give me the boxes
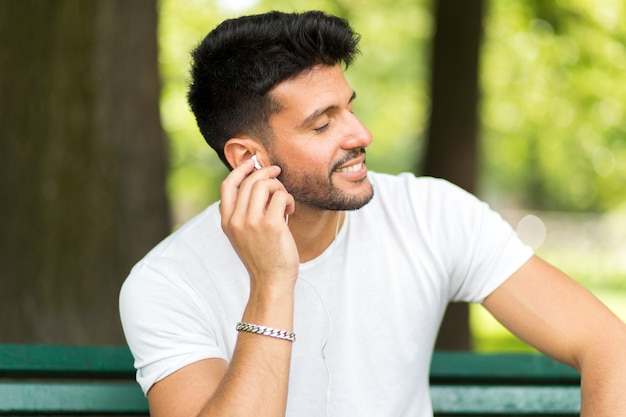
[223,138,263,169]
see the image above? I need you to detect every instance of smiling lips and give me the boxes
[335,162,363,173]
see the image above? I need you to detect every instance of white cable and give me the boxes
[297,211,343,417]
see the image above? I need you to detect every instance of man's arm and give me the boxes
[148,159,298,417]
[483,255,626,415]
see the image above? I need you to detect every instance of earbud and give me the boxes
[251,154,262,170]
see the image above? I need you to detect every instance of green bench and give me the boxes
[430,351,580,416]
[0,344,147,416]
[0,345,580,416]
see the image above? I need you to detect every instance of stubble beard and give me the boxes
[272,150,374,212]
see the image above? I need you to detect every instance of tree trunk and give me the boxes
[419,0,484,350]
[0,0,170,344]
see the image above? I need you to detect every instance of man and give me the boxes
[119,10,626,417]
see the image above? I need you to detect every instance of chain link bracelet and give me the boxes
[236,322,296,342]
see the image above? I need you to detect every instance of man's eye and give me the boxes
[314,123,329,133]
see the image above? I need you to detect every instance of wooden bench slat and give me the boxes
[0,382,148,414]
[0,344,135,377]
[431,385,580,415]
[430,352,580,383]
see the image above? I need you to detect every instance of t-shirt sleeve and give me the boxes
[420,178,533,303]
[119,261,228,395]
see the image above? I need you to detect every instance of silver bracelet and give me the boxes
[236,322,296,342]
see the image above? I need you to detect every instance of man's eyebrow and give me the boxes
[298,90,357,129]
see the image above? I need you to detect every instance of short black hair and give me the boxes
[187,10,361,167]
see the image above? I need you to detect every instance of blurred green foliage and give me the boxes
[481,0,626,212]
[159,0,625,225]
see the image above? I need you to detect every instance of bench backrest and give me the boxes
[0,344,148,415]
[0,345,581,416]
[430,352,581,415]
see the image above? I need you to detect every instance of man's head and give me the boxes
[187,11,361,168]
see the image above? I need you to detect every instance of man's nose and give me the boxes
[342,112,373,150]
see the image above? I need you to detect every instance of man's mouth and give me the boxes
[335,162,363,173]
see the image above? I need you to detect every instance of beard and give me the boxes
[271,148,374,211]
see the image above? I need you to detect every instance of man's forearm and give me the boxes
[579,341,626,416]
[198,285,295,417]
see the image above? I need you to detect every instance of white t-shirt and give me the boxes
[119,172,532,417]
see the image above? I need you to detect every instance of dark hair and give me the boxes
[187,10,361,167]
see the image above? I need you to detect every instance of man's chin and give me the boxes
[347,185,374,211]
[331,181,374,211]
[295,187,373,211]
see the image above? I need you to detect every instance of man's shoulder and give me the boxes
[122,200,236,298]
[363,171,481,225]
[138,202,224,265]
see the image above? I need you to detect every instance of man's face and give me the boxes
[266,64,374,211]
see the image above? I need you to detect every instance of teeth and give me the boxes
[336,162,362,173]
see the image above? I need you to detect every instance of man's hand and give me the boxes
[220,158,298,290]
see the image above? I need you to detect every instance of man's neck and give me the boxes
[287,207,345,263]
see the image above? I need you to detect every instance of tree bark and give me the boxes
[419,0,484,350]
[0,0,169,344]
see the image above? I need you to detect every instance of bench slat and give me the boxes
[431,385,580,415]
[0,382,148,414]
[431,352,580,383]
[0,345,135,377]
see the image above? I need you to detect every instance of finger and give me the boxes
[224,166,284,234]
[266,190,296,223]
[220,159,255,222]
[237,176,287,225]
